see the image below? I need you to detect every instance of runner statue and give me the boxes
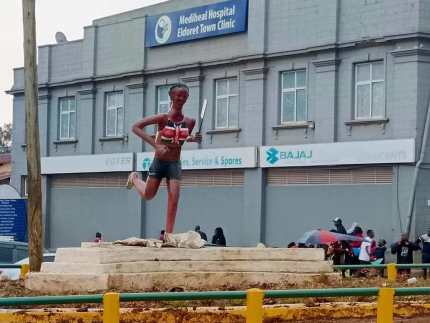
[126,83,202,242]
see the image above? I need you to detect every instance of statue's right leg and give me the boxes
[127,173,161,200]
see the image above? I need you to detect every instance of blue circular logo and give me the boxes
[142,158,151,171]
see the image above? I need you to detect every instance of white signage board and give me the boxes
[136,147,257,171]
[41,153,134,174]
[260,139,416,168]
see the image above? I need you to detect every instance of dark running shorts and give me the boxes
[147,158,182,180]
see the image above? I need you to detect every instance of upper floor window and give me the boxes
[59,97,76,140]
[281,71,306,123]
[355,62,384,119]
[22,176,28,197]
[158,86,170,114]
[216,78,238,129]
[106,92,124,137]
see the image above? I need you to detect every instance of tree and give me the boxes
[0,123,12,153]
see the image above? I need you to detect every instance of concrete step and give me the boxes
[25,272,339,293]
[55,245,325,264]
[41,260,332,274]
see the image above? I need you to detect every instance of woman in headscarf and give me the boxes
[212,227,227,246]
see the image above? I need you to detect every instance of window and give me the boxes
[215,78,238,129]
[158,86,170,114]
[281,71,307,123]
[355,62,384,119]
[106,92,124,137]
[59,97,76,140]
[43,255,55,262]
[23,176,28,197]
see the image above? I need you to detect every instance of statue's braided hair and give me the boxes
[169,83,189,92]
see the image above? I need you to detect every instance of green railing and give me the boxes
[120,291,247,301]
[0,287,430,323]
[334,263,430,270]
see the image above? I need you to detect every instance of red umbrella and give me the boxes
[298,229,367,245]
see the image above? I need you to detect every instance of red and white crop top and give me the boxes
[157,119,189,145]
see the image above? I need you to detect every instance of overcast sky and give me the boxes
[0,0,167,126]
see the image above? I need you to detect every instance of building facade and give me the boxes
[7,0,430,250]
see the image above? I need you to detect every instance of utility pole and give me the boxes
[22,0,43,272]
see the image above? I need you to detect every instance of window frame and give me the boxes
[215,78,238,129]
[22,176,28,197]
[354,62,384,119]
[157,86,171,114]
[281,70,307,124]
[105,91,124,137]
[59,97,76,140]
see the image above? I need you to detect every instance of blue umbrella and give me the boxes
[298,229,368,245]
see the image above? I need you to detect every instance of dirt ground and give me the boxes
[292,316,429,323]
[2,273,430,322]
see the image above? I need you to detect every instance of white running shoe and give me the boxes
[126,172,138,190]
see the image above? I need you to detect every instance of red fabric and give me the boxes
[94,238,101,243]
[370,240,376,258]
[291,245,297,248]
[351,233,363,248]
[349,233,363,255]
[319,230,338,244]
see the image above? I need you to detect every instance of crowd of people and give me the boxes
[288,218,430,279]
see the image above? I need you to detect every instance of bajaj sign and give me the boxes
[146,0,248,47]
[266,147,313,165]
[260,139,415,168]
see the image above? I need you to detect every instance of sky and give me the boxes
[0,0,167,126]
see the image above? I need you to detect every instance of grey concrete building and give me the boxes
[6,0,430,250]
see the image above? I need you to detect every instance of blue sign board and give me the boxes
[0,199,28,242]
[146,0,248,47]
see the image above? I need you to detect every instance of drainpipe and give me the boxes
[405,92,430,237]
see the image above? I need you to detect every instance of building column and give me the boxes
[77,88,97,155]
[241,64,268,246]
[312,57,340,143]
[181,72,204,147]
[125,81,147,153]
[123,81,147,238]
[38,93,50,158]
[82,26,97,78]
[38,93,51,248]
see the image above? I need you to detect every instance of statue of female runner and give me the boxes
[126,83,202,242]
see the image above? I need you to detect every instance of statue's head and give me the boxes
[169,83,189,109]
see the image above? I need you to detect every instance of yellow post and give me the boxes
[20,264,29,279]
[387,263,397,281]
[246,288,264,323]
[377,288,395,323]
[103,293,120,323]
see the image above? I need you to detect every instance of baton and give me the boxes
[198,99,208,134]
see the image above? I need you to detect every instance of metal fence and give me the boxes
[0,287,430,323]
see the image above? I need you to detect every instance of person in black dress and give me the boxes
[212,227,226,246]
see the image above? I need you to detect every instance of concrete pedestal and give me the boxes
[25,244,335,292]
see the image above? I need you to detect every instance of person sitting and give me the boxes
[94,232,103,243]
[212,227,226,246]
[159,230,165,241]
[195,225,208,241]
[287,242,297,248]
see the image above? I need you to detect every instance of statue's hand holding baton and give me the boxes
[192,99,207,144]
